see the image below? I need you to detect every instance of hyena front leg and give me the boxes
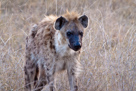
[24,62,37,91]
[67,63,78,91]
[34,63,47,91]
[46,74,55,91]
[45,64,56,91]
[24,65,31,91]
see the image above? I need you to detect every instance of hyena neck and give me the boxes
[54,31,77,57]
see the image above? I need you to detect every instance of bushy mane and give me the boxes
[63,11,79,21]
[41,15,57,24]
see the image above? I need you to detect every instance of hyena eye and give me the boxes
[79,31,83,36]
[67,31,73,36]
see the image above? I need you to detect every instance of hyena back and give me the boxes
[24,12,88,91]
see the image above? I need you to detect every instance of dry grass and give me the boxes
[0,0,136,91]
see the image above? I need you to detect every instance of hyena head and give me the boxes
[54,12,88,51]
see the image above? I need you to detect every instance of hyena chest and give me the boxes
[54,58,67,72]
[54,56,74,73]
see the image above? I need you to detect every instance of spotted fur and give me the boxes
[24,11,88,91]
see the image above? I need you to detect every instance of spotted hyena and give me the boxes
[24,11,88,91]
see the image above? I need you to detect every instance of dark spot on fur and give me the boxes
[72,72,75,75]
[50,41,53,49]
[62,62,66,70]
[24,66,27,75]
[32,33,36,38]
[49,40,55,51]
[34,65,39,86]
[34,75,37,86]
[74,85,78,91]
[36,65,39,74]
[47,68,49,71]
[31,71,33,75]
[31,63,35,68]
[71,68,75,75]
[25,85,28,88]
[24,71,27,75]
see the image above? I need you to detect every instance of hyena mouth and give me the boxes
[68,44,81,51]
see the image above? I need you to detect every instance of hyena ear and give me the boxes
[55,16,68,30]
[78,15,88,28]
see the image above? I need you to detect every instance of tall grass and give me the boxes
[0,0,136,91]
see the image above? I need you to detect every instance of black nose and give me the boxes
[74,42,81,51]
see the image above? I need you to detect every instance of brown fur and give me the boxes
[24,12,86,91]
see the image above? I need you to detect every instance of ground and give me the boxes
[0,0,136,91]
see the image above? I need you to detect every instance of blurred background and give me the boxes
[0,0,136,91]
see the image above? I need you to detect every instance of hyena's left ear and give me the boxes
[78,15,88,28]
[55,16,68,30]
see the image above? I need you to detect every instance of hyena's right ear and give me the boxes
[55,16,68,30]
[78,15,88,28]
